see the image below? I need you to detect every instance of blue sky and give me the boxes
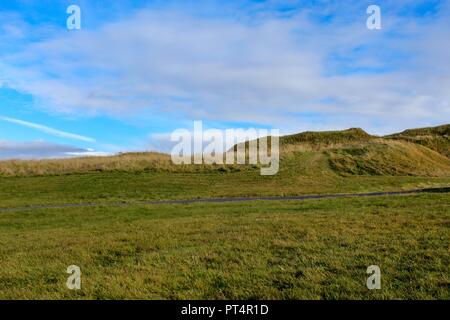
[0,0,449,158]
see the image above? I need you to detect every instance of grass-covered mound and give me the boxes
[278,125,450,177]
[0,124,449,178]
[281,127,373,146]
[327,140,450,176]
[385,124,450,158]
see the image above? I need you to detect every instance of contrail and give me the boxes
[0,116,96,143]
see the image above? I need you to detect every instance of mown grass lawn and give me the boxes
[0,193,448,299]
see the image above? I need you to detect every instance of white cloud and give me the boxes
[1,6,449,134]
[0,140,107,159]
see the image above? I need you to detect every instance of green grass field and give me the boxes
[1,125,449,299]
[1,149,449,208]
[0,193,448,299]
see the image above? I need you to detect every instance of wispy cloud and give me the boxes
[0,140,107,159]
[0,116,96,143]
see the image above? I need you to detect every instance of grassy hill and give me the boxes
[0,125,449,179]
[279,126,450,177]
[281,127,374,145]
[384,124,450,158]
[327,140,450,176]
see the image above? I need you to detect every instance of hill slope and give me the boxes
[384,124,450,158]
[280,127,373,145]
[275,125,450,177]
[326,139,450,176]
[1,125,449,178]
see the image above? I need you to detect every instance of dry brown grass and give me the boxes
[0,152,252,177]
[0,152,172,177]
[1,126,449,178]
[328,139,450,177]
[385,124,450,158]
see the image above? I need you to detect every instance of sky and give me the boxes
[0,0,449,159]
